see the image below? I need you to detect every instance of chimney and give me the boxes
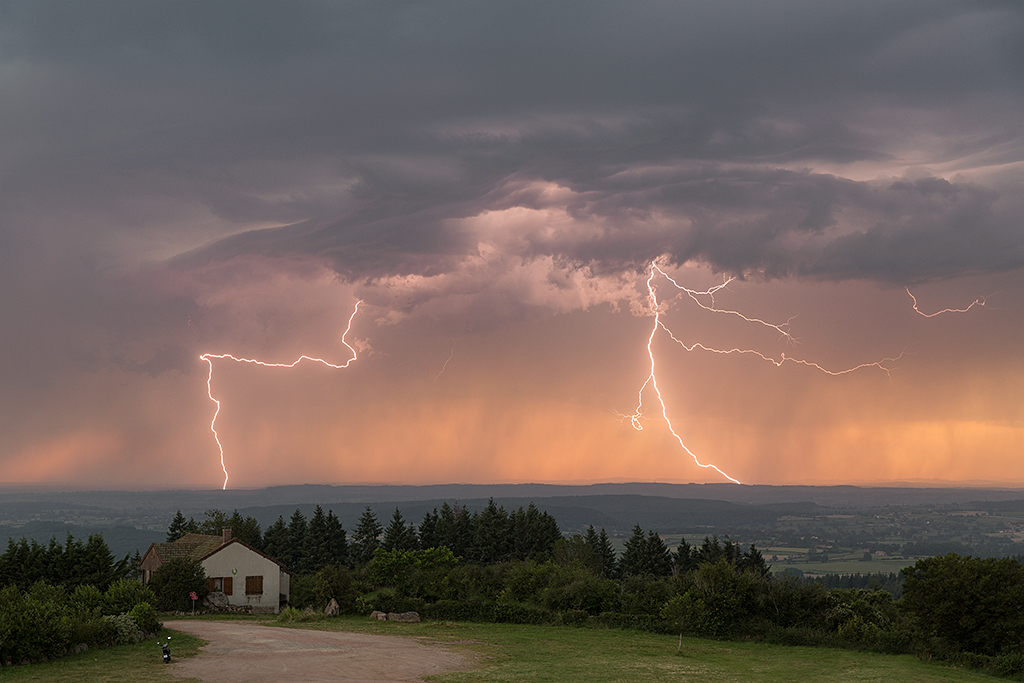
[222,527,232,543]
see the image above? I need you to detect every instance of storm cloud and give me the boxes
[1,1,1022,488]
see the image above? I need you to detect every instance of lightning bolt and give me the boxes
[629,263,900,485]
[200,300,362,490]
[435,340,457,381]
[907,288,986,317]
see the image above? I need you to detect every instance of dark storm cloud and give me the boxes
[2,0,1022,339]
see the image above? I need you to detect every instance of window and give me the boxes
[245,575,264,595]
[208,577,234,595]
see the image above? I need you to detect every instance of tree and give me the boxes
[197,509,232,536]
[418,509,439,549]
[619,524,648,577]
[902,553,1024,656]
[325,510,349,567]
[262,516,289,563]
[167,510,189,542]
[472,499,510,563]
[285,509,308,572]
[148,557,207,612]
[383,508,417,552]
[351,506,383,566]
[227,509,262,549]
[303,505,331,574]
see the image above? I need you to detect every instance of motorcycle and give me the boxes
[161,636,171,664]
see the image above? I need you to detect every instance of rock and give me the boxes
[387,611,421,623]
[370,610,388,621]
[205,591,229,609]
[324,598,340,616]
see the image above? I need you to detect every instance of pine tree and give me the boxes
[645,530,673,577]
[472,499,511,563]
[596,528,617,578]
[418,509,439,549]
[228,509,263,548]
[325,509,349,566]
[383,508,417,551]
[674,538,697,573]
[619,524,648,576]
[351,506,383,565]
[303,505,331,574]
[167,510,189,542]
[262,516,289,563]
[286,509,308,571]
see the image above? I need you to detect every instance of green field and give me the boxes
[2,616,992,683]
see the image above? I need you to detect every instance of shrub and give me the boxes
[128,602,160,633]
[105,579,156,615]
[69,584,105,620]
[102,613,143,645]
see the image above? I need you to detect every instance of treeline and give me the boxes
[169,499,562,575]
[0,533,137,591]
[0,531,158,666]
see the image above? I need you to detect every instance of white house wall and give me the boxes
[201,542,285,614]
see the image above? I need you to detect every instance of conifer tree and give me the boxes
[619,524,648,577]
[167,510,189,542]
[418,509,439,549]
[262,516,289,563]
[285,509,308,571]
[596,528,617,578]
[303,505,331,574]
[325,509,348,566]
[351,506,383,565]
[383,508,417,551]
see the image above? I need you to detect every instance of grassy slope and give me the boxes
[279,617,994,683]
[0,629,204,683]
[0,616,995,683]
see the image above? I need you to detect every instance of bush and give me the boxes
[0,582,73,663]
[128,602,160,633]
[69,584,105,619]
[102,613,143,645]
[70,617,115,648]
[994,652,1024,677]
[105,579,156,615]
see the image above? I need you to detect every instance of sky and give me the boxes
[1,1,1022,490]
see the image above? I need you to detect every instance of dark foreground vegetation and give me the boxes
[4,499,1024,679]
[0,535,159,666]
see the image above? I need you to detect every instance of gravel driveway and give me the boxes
[163,620,471,683]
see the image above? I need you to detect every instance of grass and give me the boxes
[0,629,205,683]
[0,615,999,682]
[274,617,997,683]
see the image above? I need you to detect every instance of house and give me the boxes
[140,527,291,614]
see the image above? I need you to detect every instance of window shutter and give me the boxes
[208,578,216,593]
[224,576,233,595]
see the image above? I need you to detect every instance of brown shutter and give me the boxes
[224,576,233,595]
[208,578,216,592]
[245,575,264,595]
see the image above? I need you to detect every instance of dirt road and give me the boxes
[163,620,471,683]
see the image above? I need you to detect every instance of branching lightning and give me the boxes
[907,288,986,317]
[629,263,901,485]
[200,300,362,490]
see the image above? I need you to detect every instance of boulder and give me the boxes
[387,611,421,623]
[324,598,340,616]
[205,591,229,609]
[370,610,388,621]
